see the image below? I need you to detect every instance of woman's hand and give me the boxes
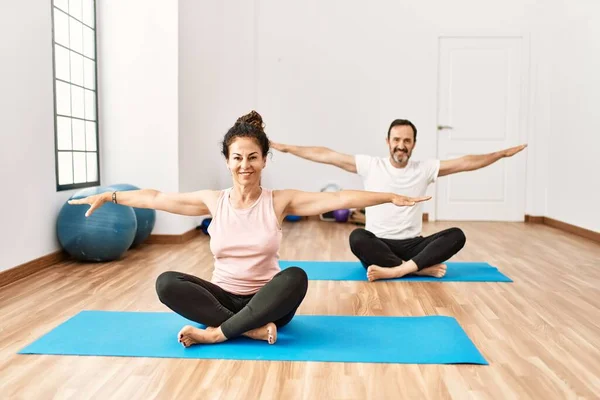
[68,193,110,217]
[391,194,431,207]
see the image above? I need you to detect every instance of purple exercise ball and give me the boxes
[333,209,350,222]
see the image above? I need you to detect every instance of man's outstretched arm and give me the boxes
[438,144,527,177]
[270,141,357,173]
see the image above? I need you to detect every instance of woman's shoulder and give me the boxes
[269,188,291,202]
[270,188,293,197]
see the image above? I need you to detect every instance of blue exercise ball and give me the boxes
[107,183,156,247]
[58,186,137,262]
[198,218,212,235]
[285,215,302,222]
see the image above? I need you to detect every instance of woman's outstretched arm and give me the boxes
[68,189,220,217]
[276,189,430,218]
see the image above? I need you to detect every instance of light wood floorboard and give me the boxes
[1,220,599,399]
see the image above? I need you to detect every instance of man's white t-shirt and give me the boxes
[355,155,440,240]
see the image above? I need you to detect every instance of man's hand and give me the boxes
[502,144,528,158]
[270,141,287,152]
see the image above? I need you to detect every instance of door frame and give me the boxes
[432,32,532,222]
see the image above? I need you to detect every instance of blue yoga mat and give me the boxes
[279,261,512,282]
[18,311,487,365]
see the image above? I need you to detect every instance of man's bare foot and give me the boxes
[178,325,225,347]
[367,265,412,282]
[244,322,277,344]
[413,263,447,278]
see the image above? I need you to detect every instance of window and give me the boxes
[52,0,99,191]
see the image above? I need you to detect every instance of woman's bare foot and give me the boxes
[178,325,226,347]
[244,322,277,344]
[413,263,447,278]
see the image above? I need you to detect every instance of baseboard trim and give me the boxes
[0,228,205,288]
[146,227,202,244]
[525,215,599,243]
[543,217,599,243]
[0,250,69,289]
[524,215,545,224]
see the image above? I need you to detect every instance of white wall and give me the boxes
[256,0,552,218]
[94,0,600,236]
[525,9,553,218]
[216,1,259,188]
[544,0,600,233]
[252,0,598,231]
[178,0,223,197]
[178,0,256,195]
[0,0,77,272]
[98,0,258,234]
[3,0,597,272]
[97,0,190,234]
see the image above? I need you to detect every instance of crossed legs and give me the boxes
[155,267,308,346]
[349,228,466,281]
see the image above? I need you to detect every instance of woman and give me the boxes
[69,111,430,347]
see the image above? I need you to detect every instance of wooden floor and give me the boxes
[1,220,599,399]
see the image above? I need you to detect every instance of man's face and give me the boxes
[386,125,415,164]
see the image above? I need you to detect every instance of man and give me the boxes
[270,119,527,281]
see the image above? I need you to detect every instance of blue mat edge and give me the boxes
[17,311,488,365]
[278,260,513,282]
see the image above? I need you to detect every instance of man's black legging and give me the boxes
[155,267,308,339]
[349,227,466,270]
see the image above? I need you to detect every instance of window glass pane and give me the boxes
[57,116,72,150]
[83,58,95,90]
[71,85,85,119]
[83,26,95,59]
[56,80,71,116]
[86,152,98,182]
[85,90,96,120]
[54,0,69,14]
[73,152,86,183]
[70,51,84,86]
[69,18,83,54]
[85,121,97,151]
[82,0,94,28]
[55,0,98,190]
[72,119,85,150]
[68,0,82,21]
[54,9,69,47]
[58,152,73,185]
[54,45,70,82]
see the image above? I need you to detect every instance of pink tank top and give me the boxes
[207,188,282,295]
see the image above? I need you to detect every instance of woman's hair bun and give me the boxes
[236,110,264,131]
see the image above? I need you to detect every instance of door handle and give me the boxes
[437,125,453,130]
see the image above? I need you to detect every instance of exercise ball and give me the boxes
[198,218,212,235]
[285,215,302,222]
[320,183,342,221]
[333,209,350,222]
[58,186,137,262]
[107,183,156,247]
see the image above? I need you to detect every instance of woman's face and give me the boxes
[226,137,266,186]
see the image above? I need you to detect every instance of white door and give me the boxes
[436,37,527,221]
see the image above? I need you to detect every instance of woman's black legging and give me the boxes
[349,227,466,270]
[155,267,308,339]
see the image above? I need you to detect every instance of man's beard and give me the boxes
[392,148,410,163]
